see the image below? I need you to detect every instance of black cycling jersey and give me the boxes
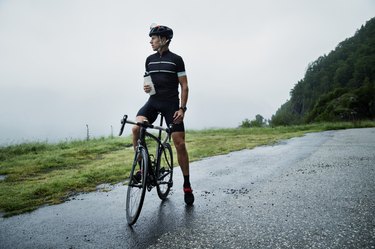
[145,50,186,102]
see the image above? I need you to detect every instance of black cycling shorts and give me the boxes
[136,98,185,133]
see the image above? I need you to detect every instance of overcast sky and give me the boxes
[0,0,374,145]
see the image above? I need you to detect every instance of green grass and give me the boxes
[0,121,374,217]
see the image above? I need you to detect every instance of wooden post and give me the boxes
[86,124,90,141]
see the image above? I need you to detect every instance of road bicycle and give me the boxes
[119,113,174,225]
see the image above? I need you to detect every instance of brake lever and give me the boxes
[119,115,128,136]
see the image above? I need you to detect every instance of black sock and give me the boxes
[183,175,191,188]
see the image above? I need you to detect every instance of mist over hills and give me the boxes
[271,17,375,125]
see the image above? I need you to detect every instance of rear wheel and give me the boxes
[126,148,148,225]
[156,143,173,200]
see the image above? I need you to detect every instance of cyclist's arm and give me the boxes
[173,75,188,123]
[179,75,189,109]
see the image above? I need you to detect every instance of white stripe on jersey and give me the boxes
[148,61,176,66]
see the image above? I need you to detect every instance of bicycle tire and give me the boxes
[156,143,173,200]
[126,148,148,225]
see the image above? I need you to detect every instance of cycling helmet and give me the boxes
[149,25,173,40]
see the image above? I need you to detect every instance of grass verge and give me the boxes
[0,121,374,217]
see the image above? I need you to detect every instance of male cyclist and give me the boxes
[132,25,194,205]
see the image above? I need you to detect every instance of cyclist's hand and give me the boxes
[144,85,151,93]
[173,109,184,124]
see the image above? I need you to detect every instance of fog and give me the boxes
[1,0,374,144]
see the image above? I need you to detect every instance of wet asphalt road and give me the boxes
[1,128,375,249]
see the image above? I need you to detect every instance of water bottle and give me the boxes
[144,74,156,95]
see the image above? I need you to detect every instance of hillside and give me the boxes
[271,17,375,125]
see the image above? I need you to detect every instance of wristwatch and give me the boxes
[179,106,187,113]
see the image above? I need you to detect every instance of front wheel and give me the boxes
[156,143,173,200]
[126,147,148,225]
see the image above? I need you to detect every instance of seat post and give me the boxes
[158,113,163,140]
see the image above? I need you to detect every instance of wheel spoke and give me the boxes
[156,144,173,200]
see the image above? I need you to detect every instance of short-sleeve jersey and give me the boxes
[145,50,186,102]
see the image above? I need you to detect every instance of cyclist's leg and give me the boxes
[132,116,147,151]
[133,100,158,150]
[171,131,189,176]
[171,131,194,205]
[161,102,194,205]
[159,101,189,175]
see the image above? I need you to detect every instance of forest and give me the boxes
[271,17,375,125]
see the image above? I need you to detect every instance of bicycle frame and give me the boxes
[119,114,172,181]
[144,115,170,161]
